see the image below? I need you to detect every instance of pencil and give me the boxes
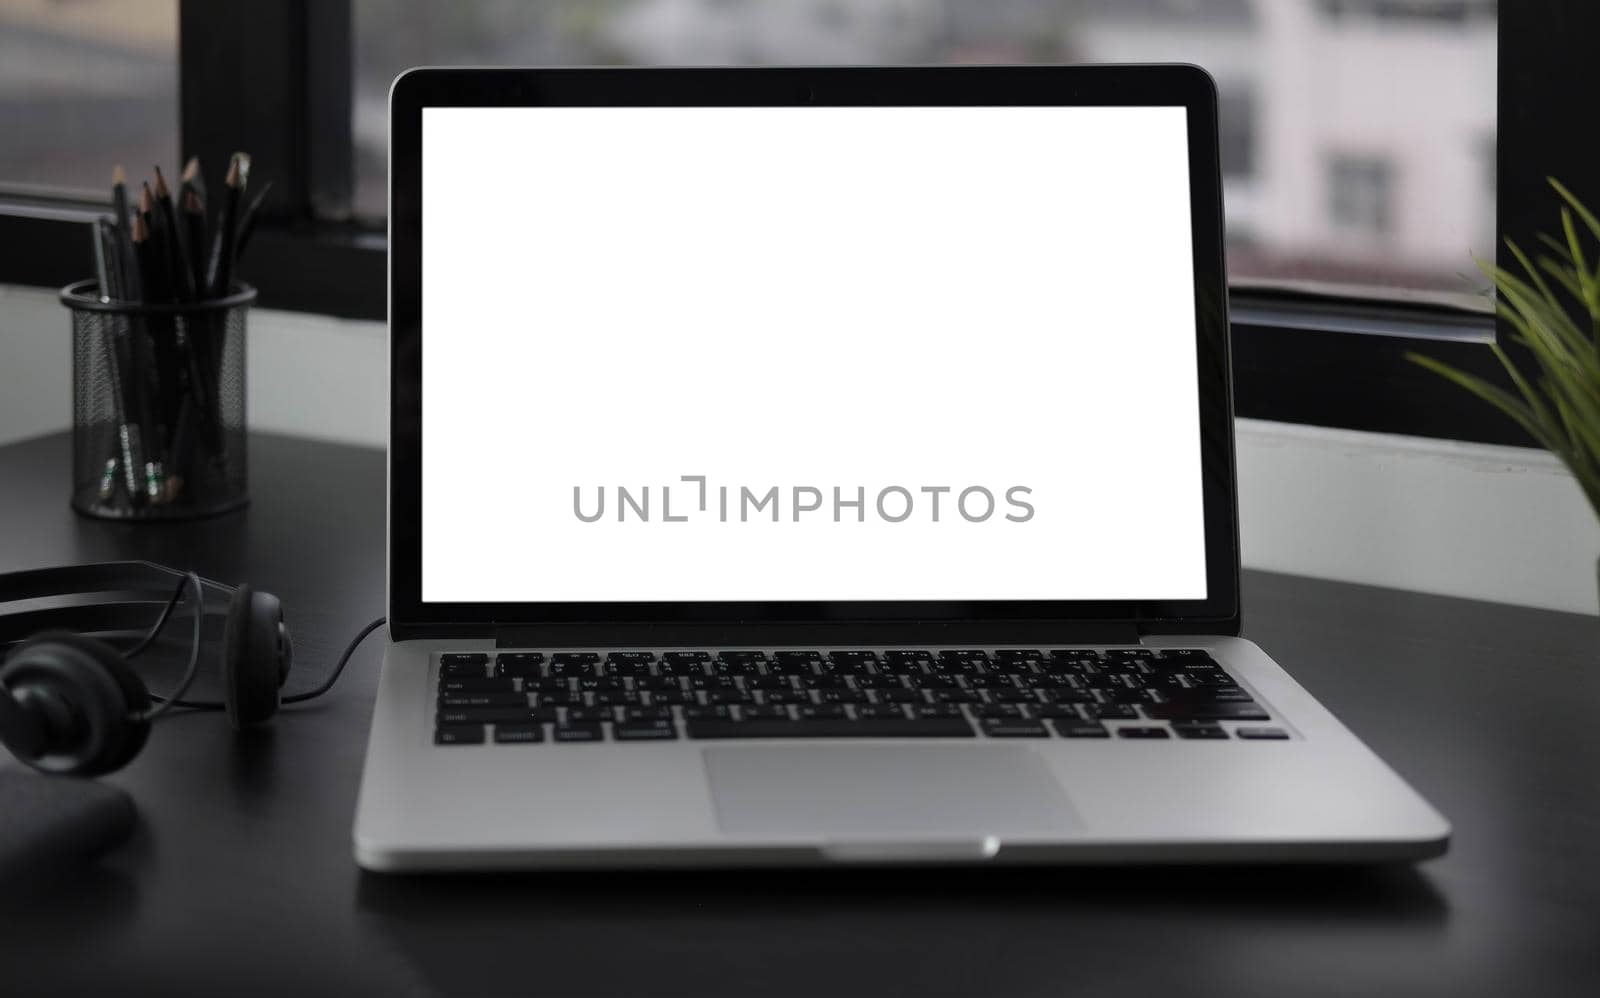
[206,152,249,299]
[153,166,197,300]
[111,165,131,240]
[180,159,208,293]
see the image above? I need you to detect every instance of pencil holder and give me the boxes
[60,280,254,520]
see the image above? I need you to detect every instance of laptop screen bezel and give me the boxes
[388,66,1240,640]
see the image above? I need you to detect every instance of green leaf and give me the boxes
[1551,178,1600,243]
[1406,351,1561,454]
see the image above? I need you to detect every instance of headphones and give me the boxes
[0,562,380,778]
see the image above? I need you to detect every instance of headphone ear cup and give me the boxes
[0,632,150,777]
[223,585,290,729]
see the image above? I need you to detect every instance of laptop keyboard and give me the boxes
[433,648,1289,744]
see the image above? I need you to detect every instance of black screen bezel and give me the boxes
[388,65,1240,641]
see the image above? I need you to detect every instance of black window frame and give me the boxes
[0,0,1587,449]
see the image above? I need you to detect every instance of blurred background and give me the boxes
[0,0,1497,303]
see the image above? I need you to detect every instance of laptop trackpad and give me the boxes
[704,745,1078,842]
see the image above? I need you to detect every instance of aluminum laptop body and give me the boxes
[353,66,1449,871]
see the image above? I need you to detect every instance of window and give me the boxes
[0,0,179,196]
[353,0,1498,302]
[2,0,1588,449]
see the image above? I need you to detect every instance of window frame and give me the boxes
[0,0,1585,449]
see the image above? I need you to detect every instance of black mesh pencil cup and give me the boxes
[60,280,254,520]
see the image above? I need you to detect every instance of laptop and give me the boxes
[353,65,1449,871]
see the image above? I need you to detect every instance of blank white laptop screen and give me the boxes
[420,105,1207,604]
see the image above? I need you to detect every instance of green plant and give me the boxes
[1408,179,1600,516]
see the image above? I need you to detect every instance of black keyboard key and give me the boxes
[933,689,983,705]
[441,656,490,678]
[974,704,1025,719]
[1033,704,1086,720]
[1144,703,1270,722]
[637,676,683,692]
[615,720,677,741]
[1117,726,1171,739]
[687,718,975,739]
[683,705,732,721]
[1159,648,1215,664]
[577,677,626,693]
[528,677,573,694]
[876,688,923,704]
[1053,720,1110,738]
[547,655,598,678]
[1104,649,1155,663]
[772,650,823,665]
[739,705,791,721]
[602,654,655,677]
[591,690,640,707]
[1092,704,1139,720]
[769,660,819,678]
[994,649,1045,664]
[494,652,545,677]
[1236,726,1290,740]
[748,675,795,691]
[494,724,544,744]
[939,649,989,663]
[532,691,581,708]
[662,650,711,663]
[1042,688,1094,705]
[800,675,848,691]
[624,706,673,722]
[913,703,964,720]
[853,704,906,721]
[441,652,490,667]
[687,675,739,692]
[823,651,877,675]
[439,677,516,694]
[883,649,933,666]
[930,659,984,677]
[963,675,1013,690]
[649,689,695,706]
[1172,723,1229,740]
[659,660,709,677]
[798,704,847,720]
[437,707,555,725]
[761,689,813,705]
[565,707,614,723]
[852,674,905,691]
[438,693,529,708]
[989,689,1038,705]
[716,650,767,664]
[713,659,764,677]
[554,721,604,742]
[706,689,755,706]
[816,689,868,705]
[980,719,1048,738]
[434,724,485,745]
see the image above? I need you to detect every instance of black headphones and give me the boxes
[0,562,379,778]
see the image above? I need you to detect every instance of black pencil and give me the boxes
[206,153,249,299]
[153,166,197,300]
[129,213,163,503]
[180,159,209,293]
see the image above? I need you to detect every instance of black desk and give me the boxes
[1,431,1597,997]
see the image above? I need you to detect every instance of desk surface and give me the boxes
[1,431,1597,997]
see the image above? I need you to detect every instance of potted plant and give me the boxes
[1409,179,1600,600]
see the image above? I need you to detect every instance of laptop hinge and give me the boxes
[491,620,1145,649]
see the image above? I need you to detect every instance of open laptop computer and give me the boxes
[353,65,1449,871]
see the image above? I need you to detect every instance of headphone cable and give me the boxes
[142,571,205,720]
